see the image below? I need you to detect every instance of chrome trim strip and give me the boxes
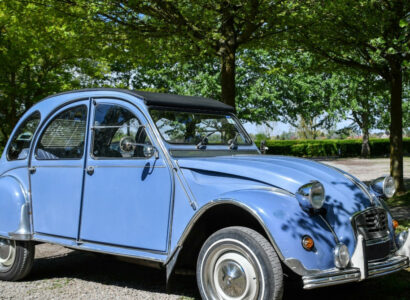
[91,165,166,169]
[176,199,285,261]
[34,232,167,256]
[32,237,165,264]
[30,165,83,168]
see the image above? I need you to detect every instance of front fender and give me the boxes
[0,175,31,240]
[215,188,339,274]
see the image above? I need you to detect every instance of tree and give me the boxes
[335,73,389,157]
[0,1,101,147]
[71,0,295,108]
[292,0,410,193]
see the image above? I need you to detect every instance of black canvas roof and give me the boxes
[44,88,234,112]
[133,90,234,112]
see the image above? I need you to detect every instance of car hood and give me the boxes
[177,155,374,215]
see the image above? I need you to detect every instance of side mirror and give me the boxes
[120,136,136,153]
[143,144,159,159]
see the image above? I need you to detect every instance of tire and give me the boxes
[0,239,35,281]
[197,226,283,300]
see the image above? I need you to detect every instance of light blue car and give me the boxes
[0,88,409,299]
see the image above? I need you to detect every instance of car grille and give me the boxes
[352,207,392,261]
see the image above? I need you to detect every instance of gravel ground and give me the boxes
[0,157,409,299]
[317,157,410,182]
[0,243,198,299]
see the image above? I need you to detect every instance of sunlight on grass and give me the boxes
[396,219,410,233]
[386,191,410,208]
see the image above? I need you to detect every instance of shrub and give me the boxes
[256,138,410,158]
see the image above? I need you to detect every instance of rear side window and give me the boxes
[35,105,87,160]
[7,111,41,161]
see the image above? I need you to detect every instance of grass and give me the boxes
[396,219,410,233]
[386,191,410,208]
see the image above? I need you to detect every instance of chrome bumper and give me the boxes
[302,230,410,290]
[303,255,408,289]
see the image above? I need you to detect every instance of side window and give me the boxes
[92,104,151,159]
[7,111,41,160]
[35,105,87,160]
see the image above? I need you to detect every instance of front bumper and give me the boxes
[302,230,410,290]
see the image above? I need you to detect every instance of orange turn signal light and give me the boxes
[392,219,399,229]
[302,235,315,251]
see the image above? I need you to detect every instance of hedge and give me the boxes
[0,139,409,159]
[256,138,410,158]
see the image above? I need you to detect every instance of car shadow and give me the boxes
[24,245,409,300]
[27,247,199,298]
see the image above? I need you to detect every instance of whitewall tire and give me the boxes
[197,226,283,300]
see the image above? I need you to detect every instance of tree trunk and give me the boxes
[361,128,370,157]
[220,48,236,109]
[389,61,405,194]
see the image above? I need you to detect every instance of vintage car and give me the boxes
[0,88,409,299]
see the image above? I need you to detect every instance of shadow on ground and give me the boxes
[26,247,410,300]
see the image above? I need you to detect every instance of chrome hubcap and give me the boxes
[202,240,260,300]
[0,239,16,272]
[216,258,247,297]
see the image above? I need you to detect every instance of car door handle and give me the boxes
[86,166,95,176]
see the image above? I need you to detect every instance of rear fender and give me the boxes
[0,174,31,240]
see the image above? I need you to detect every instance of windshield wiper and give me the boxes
[196,132,216,149]
[228,132,240,150]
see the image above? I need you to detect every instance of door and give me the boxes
[79,99,172,252]
[31,101,89,238]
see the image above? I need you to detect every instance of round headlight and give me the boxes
[383,176,396,198]
[296,181,326,211]
[397,231,408,249]
[334,243,350,269]
[310,181,325,210]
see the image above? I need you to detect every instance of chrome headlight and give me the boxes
[334,243,350,269]
[397,231,409,249]
[296,181,326,211]
[370,176,396,198]
[382,176,396,198]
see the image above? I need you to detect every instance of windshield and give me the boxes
[150,109,251,146]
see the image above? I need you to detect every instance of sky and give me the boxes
[243,119,354,136]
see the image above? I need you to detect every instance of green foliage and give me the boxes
[255,138,410,158]
[0,1,107,147]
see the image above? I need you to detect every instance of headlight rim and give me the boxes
[333,243,350,269]
[370,175,396,198]
[309,181,326,210]
[382,175,396,198]
[296,180,326,212]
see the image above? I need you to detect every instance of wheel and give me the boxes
[197,226,283,300]
[0,238,35,281]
